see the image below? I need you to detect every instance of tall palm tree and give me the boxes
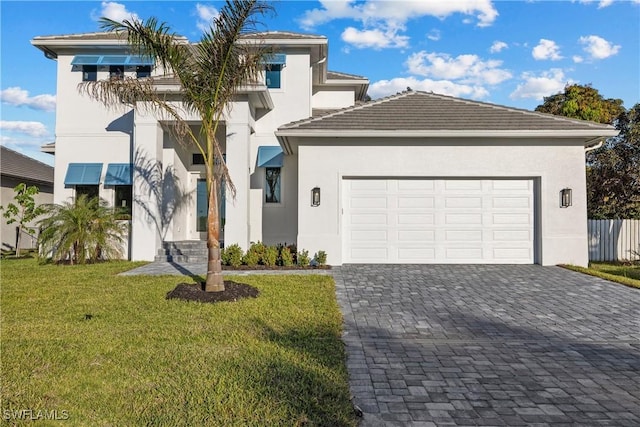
[81,0,273,291]
[38,195,127,264]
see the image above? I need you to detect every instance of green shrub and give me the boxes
[280,245,295,266]
[243,242,265,267]
[222,244,243,268]
[314,250,327,266]
[263,246,279,267]
[297,249,310,267]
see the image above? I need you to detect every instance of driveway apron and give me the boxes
[333,265,640,426]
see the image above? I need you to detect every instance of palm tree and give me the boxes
[80,0,273,291]
[38,195,127,264]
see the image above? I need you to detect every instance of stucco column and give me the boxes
[130,111,163,261]
[224,104,252,250]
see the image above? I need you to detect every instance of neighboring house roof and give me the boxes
[1,146,54,186]
[278,90,618,136]
[239,31,326,41]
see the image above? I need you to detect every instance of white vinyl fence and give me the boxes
[588,219,640,261]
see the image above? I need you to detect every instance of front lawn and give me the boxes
[1,258,355,426]
[562,261,640,289]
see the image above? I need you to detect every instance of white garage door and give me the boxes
[343,178,534,264]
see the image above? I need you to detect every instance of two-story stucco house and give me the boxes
[32,31,617,267]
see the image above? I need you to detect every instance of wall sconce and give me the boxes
[311,187,321,207]
[560,188,572,208]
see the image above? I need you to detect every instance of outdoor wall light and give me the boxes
[311,187,321,207]
[560,188,572,208]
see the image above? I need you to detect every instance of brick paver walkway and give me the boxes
[333,265,640,426]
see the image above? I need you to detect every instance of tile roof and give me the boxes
[279,90,616,133]
[1,146,54,185]
[239,31,326,40]
[32,31,127,41]
[326,70,367,81]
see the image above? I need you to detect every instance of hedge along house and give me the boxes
[32,31,617,266]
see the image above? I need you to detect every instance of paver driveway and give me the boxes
[333,265,640,426]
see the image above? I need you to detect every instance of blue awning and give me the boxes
[71,55,154,66]
[104,163,132,185]
[257,146,283,168]
[64,163,102,185]
[263,53,286,65]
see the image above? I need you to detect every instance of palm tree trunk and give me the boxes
[205,176,224,292]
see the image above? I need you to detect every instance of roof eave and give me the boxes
[276,129,620,140]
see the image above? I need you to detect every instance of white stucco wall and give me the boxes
[312,87,356,109]
[296,138,590,267]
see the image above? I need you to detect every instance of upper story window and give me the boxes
[71,55,154,81]
[264,53,286,89]
[136,65,151,78]
[109,65,124,80]
[82,65,97,81]
[265,64,282,89]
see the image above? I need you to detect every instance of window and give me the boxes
[109,65,124,80]
[82,65,97,81]
[136,65,151,78]
[265,64,282,89]
[192,153,205,165]
[76,185,99,201]
[265,167,281,203]
[115,186,132,217]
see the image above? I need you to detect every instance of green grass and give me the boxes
[1,258,356,426]
[562,261,640,289]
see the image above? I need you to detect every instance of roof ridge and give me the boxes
[327,70,367,80]
[281,91,412,130]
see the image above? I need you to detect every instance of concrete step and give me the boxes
[156,240,208,263]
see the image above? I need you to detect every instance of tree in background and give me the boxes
[1,183,47,257]
[536,84,639,219]
[38,195,127,264]
[81,0,273,291]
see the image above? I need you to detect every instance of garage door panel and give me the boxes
[445,197,482,208]
[350,196,387,208]
[446,213,482,224]
[492,213,531,225]
[398,197,434,208]
[398,248,436,260]
[492,197,530,208]
[398,230,435,242]
[343,178,534,264]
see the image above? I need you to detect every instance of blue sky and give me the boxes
[1,0,639,166]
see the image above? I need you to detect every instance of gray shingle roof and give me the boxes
[326,70,367,81]
[1,146,54,185]
[279,90,616,132]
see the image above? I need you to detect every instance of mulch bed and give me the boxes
[166,281,259,303]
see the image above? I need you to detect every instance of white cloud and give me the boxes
[196,3,219,33]
[95,1,139,22]
[341,27,409,49]
[406,51,512,85]
[427,29,441,41]
[299,0,498,49]
[510,69,572,100]
[0,121,49,137]
[368,77,489,100]
[579,35,620,59]
[0,87,56,112]
[532,39,562,61]
[573,55,584,63]
[598,0,614,8]
[490,41,508,53]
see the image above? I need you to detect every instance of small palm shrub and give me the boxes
[38,195,127,264]
[297,249,310,267]
[222,244,243,268]
[314,250,328,266]
[263,246,278,267]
